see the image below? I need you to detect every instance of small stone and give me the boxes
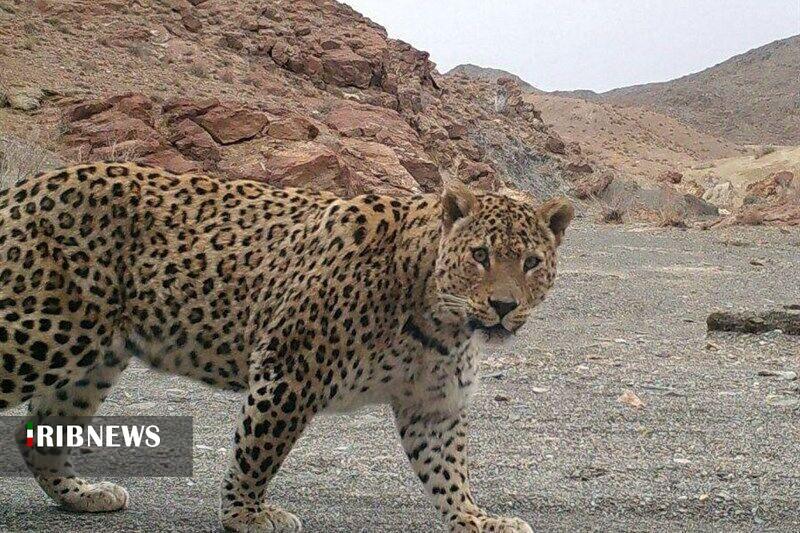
[766,394,800,407]
[531,386,550,394]
[568,466,607,481]
[182,13,202,32]
[617,390,645,409]
[757,369,797,381]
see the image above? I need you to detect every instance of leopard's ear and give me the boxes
[441,182,477,231]
[538,197,574,246]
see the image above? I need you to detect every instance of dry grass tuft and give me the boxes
[754,145,776,159]
[656,205,689,228]
[596,186,631,224]
[188,62,208,79]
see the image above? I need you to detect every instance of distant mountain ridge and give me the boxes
[452,36,800,145]
[559,35,800,145]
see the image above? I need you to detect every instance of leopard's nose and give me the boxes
[489,299,518,319]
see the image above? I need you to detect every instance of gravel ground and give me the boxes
[1,220,799,532]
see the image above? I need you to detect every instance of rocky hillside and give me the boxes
[0,0,596,199]
[562,35,800,145]
[446,64,540,93]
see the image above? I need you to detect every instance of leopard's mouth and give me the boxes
[467,319,515,340]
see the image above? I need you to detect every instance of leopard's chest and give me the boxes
[389,334,481,416]
[324,331,480,415]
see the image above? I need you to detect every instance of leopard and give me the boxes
[0,161,573,532]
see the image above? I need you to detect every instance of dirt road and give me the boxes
[1,221,799,532]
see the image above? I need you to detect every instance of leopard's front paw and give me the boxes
[52,480,129,512]
[450,514,532,533]
[220,504,302,533]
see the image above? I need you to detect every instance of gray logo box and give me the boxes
[0,416,193,477]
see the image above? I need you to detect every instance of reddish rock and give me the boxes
[260,142,352,195]
[397,85,422,113]
[144,148,200,174]
[324,102,416,139]
[545,135,566,155]
[745,170,796,202]
[107,93,154,125]
[658,170,683,184]
[64,99,113,123]
[270,40,293,67]
[195,105,269,144]
[320,39,341,50]
[399,156,441,192]
[266,116,320,141]
[65,110,160,148]
[458,160,494,182]
[573,173,614,199]
[162,97,219,123]
[169,118,221,164]
[445,123,468,140]
[339,139,422,196]
[182,13,202,32]
[566,162,594,174]
[220,33,243,51]
[321,48,373,88]
[302,54,323,77]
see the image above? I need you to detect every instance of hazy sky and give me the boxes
[344,0,800,92]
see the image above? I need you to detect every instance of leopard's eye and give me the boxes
[524,255,541,271]
[471,247,489,267]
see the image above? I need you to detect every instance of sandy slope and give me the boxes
[528,93,742,182]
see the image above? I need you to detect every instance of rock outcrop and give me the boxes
[0,0,594,198]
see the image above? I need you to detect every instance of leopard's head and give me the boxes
[434,184,573,340]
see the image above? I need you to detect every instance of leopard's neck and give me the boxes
[393,195,472,349]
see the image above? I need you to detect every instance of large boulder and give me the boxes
[162,97,220,123]
[266,116,320,141]
[703,181,736,207]
[657,170,683,184]
[169,119,221,166]
[398,155,441,192]
[743,171,796,204]
[324,101,414,139]
[258,142,354,195]
[321,47,374,88]
[195,105,269,144]
[339,139,422,196]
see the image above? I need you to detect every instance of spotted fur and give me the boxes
[0,162,572,532]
